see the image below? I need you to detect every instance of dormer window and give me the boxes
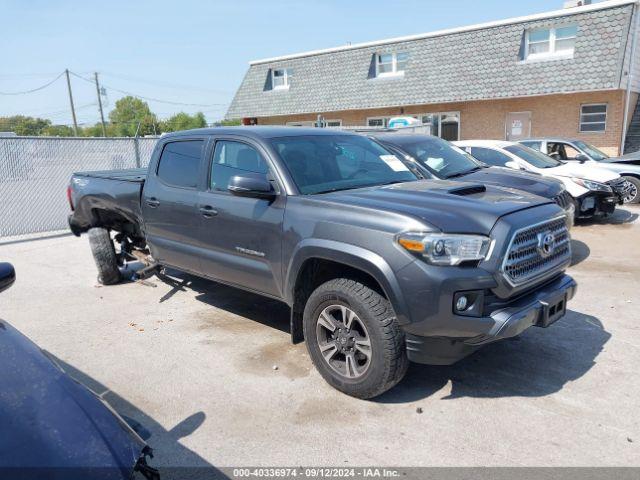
[525,25,577,60]
[376,52,408,77]
[272,68,292,89]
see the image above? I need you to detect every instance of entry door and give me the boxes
[142,139,205,274]
[505,112,531,141]
[197,138,285,297]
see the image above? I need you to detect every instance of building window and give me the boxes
[367,117,390,127]
[525,25,577,60]
[325,120,342,127]
[272,68,292,89]
[286,121,315,127]
[579,104,607,132]
[419,112,460,141]
[375,52,408,77]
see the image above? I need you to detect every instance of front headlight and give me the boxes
[396,232,491,265]
[572,177,612,193]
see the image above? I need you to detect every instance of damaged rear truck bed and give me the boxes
[68,127,576,399]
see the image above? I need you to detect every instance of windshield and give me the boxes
[573,141,609,161]
[504,144,562,169]
[271,135,417,194]
[388,136,485,179]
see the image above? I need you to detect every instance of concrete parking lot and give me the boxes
[1,206,639,471]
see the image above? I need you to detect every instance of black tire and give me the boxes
[622,176,640,204]
[303,278,408,399]
[88,227,121,285]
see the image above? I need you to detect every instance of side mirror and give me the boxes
[0,263,15,294]
[228,174,276,200]
[505,161,523,170]
[575,153,589,163]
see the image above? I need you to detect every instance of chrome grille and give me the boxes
[502,217,571,286]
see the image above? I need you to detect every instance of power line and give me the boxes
[21,102,97,120]
[69,71,228,108]
[1,103,97,122]
[0,72,65,78]
[100,71,232,95]
[0,71,65,95]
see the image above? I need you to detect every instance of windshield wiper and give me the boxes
[444,167,481,179]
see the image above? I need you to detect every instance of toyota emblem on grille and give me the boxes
[537,232,555,258]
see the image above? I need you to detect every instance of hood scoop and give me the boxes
[447,184,487,196]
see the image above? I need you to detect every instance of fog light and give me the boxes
[456,295,468,311]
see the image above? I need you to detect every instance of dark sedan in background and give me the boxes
[368,133,575,222]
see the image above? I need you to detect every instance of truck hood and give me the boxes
[460,167,564,198]
[320,179,551,235]
[546,162,619,182]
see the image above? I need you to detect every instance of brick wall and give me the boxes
[258,90,627,156]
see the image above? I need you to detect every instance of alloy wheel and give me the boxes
[315,304,372,379]
[623,181,638,203]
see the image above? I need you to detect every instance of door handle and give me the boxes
[146,198,160,208]
[199,205,218,218]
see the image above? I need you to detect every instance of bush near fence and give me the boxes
[0,137,158,237]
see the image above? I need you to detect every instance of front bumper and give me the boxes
[576,191,618,218]
[405,274,577,365]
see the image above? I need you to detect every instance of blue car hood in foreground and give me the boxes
[0,319,151,480]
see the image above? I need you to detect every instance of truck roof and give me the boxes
[162,126,356,140]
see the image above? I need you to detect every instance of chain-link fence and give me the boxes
[0,137,158,238]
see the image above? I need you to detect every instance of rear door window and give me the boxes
[210,141,270,191]
[469,147,511,167]
[157,140,204,189]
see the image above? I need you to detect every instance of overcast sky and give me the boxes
[1,0,597,125]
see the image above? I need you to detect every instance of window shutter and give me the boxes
[263,69,273,91]
[367,54,377,79]
[518,31,527,61]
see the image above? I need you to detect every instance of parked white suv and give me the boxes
[455,140,624,219]
[517,138,638,204]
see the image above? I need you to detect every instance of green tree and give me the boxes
[43,124,75,137]
[0,115,51,135]
[80,123,117,137]
[108,96,159,137]
[218,119,241,126]
[160,111,207,133]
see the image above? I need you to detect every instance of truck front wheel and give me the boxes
[88,227,122,285]
[303,278,408,399]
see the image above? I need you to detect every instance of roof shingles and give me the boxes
[226,3,635,119]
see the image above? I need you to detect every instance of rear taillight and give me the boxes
[67,185,74,211]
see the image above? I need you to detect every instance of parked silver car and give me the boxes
[518,138,640,204]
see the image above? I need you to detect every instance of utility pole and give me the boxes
[64,69,78,136]
[94,72,107,136]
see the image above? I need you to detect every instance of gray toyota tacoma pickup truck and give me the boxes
[68,127,576,399]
